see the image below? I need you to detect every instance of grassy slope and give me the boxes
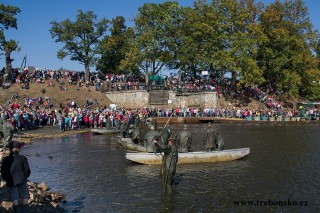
[0,79,112,109]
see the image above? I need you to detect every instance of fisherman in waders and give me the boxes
[203,122,216,151]
[153,137,178,194]
[178,124,192,152]
[144,125,158,152]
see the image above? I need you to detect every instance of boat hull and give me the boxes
[125,148,250,165]
[118,137,147,152]
[91,128,120,134]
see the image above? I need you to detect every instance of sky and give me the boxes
[1,0,319,72]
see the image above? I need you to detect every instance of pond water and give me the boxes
[23,122,320,212]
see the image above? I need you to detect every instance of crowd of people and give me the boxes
[1,67,286,110]
[1,67,319,141]
[0,93,319,138]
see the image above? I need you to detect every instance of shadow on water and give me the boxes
[22,123,320,212]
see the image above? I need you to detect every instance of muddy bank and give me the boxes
[13,126,91,144]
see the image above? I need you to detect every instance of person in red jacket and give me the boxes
[1,141,31,213]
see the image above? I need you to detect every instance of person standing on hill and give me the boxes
[1,141,31,213]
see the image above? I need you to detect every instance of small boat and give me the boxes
[118,137,147,152]
[125,148,250,165]
[91,128,120,134]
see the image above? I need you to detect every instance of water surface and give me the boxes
[23,123,320,212]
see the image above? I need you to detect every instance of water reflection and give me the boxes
[22,123,320,212]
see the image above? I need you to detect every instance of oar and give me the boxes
[158,110,174,137]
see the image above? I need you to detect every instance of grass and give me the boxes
[0,79,112,109]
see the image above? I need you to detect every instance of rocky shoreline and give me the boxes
[0,181,66,213]
[1,126,90,213]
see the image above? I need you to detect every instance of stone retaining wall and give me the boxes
[106,90,218,109]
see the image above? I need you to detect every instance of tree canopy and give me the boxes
[96,16,135,74]
[50,10,109,81]
[0,3,21,83]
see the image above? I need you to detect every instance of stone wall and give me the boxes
[106,90,217,109]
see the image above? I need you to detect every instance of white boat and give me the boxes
[91,128,120,134]
[125,148,250,165]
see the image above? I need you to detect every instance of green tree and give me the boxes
[214,0,265,89]
[50,10,109,81]
[0,3,20,83]
[0,4,20,41]
[301,69,320,101]
[175,2,211,78]
[176,0,265,87]
[97,16,135,74]
[121,1,182,83]
[316,40,320,70]
[258,0,319,98]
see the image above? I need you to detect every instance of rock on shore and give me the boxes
[0,180,65,212]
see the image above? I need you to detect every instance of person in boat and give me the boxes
[157,125,172,147]
[130,124,141,145]
[144,125,159,152]
[178,124,192,152]
[153,137,178,195]
[120,120,129,138]
[203,122,216,151]
[151,117,157,129]
[134,113,140,128]
[215,131,225,151]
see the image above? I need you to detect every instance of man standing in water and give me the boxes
[153,137,178,194]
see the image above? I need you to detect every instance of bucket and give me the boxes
[269,117,275,121]
[245,116,252,121]
[253,116,260,121]
[276,116,282,121]
[284,117,290,122]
